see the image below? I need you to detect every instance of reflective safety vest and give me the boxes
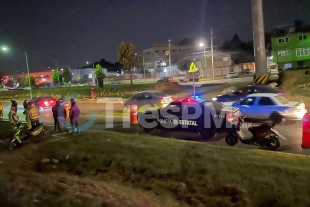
[0,103,3,110]
[29,107,40,120]
[9,110,17,124]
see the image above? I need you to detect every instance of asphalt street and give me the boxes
[2,100,310,155]
[179,76,253,86]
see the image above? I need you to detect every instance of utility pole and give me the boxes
[142,56,145,82]
[251,0,267,75]
[211,28,215,79]
[168,39,172,77]
[203,46,207,78]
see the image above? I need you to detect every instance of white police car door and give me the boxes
[236,97,257,118]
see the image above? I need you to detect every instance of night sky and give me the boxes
[0,0,309,74]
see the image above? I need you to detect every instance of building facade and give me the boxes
[142,44,196,69]
[183,50,233,77]
[272,32,310,70]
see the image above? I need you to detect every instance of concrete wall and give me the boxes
[200,65,241,78]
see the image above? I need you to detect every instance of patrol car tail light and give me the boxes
[160,98,165,103]
[226,113,233,122]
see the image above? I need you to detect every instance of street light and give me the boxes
[0,46,33,99]
[199,42,207,77]
[168,39,172,77]
[86,61,95,83]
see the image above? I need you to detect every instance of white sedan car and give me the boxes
[226,72,238,79]
[232,93,307,121]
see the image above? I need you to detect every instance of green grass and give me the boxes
[0,82,188,100]
[1,130,310,206]
[278,68,310,105]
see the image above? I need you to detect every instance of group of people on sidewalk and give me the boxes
[52,95,80,134]
[4,95,81,147]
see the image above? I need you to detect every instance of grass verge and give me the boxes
[1,130,310,206]
[0,82,189,100]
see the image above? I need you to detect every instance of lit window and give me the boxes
[278,37,289,43]
[296,47,310,56]
[223,57,229,61]
[299,35,307,40]
[278,50,290,56]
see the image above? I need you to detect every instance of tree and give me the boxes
[118,42,142,84]
[62,68,72,83]
[52,70,62,85]
[94,63,105,87]
[294,19,304,32]
[177,59,192,70]
[24,75,36,87]
[6,79,13,88]
[82,75,88,83]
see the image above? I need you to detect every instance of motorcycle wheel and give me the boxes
[225,134,239,146]
[267,136,281,151]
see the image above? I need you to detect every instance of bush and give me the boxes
[0,82,183,100]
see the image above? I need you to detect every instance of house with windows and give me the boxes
[272,31,310,70]
[142,44,195,70]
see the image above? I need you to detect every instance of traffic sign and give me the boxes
[189,62,197,73]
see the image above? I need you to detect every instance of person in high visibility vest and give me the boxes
[0,101,4,119]
[28,102,41,128]
[8,106,23,147]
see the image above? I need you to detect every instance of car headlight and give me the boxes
[212,97,217,101]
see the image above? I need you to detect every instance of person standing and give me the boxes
[52,100,61,131]
[11,100,17,112]
[57,100,68,132]
[28,102,41,128]
[0,101,4,119]
[69,101,80,134]
[8,106,23,147]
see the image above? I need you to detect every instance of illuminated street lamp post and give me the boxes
[1,46,33,99]
[199,42,207,77]
[86,61,95,83]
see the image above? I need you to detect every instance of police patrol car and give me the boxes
[137,96,242,139]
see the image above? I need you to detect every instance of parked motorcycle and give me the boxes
[225,116,286,151]
[8,123,45,150]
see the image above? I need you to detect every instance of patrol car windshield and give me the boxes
[203,100,224,111]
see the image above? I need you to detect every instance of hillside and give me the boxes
[279,68,310,104]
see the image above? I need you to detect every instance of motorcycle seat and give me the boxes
[248,123,273,134]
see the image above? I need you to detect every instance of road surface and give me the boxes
[179,77,253,86]
[2,100,309,155]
